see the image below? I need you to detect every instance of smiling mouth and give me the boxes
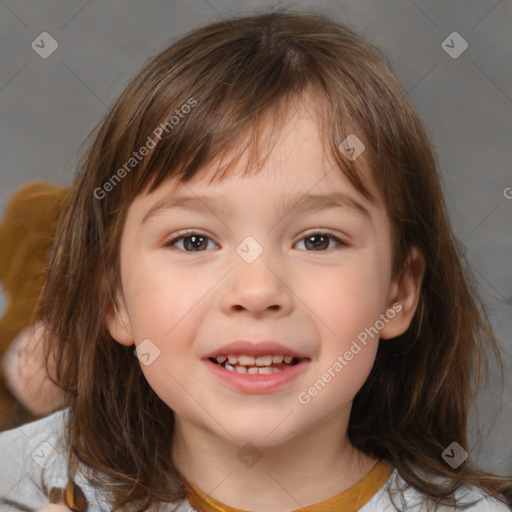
[208,354,302,374]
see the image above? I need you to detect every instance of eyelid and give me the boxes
[163,229,219,247]
[163,228,349,251]
[298,229,348,244]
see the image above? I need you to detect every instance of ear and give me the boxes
[103,277,135,347]
[380,246,426,340]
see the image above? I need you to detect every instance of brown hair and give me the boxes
[37,7,512,511]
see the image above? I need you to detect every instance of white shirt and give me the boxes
[0,408,509,511]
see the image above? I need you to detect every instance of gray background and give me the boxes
[0,0,511,474]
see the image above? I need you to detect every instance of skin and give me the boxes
[106,95,425,511]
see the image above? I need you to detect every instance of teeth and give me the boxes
[257,366,274,374]
[238,355,255,366]
[216,354,293,375]
[255,355,273,366]
[224,364,281,374]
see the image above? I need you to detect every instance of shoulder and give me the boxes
[0,410,192,512]
[0,408,109,511]
[0,408,70,475]
[361,468,510,511]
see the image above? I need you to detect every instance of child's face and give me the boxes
[107,98,407,448]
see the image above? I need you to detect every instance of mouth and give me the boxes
[208,353,303,375]
[203,353,310,394]
[202,340,311,393]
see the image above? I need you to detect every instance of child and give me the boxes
[1,8,511,512]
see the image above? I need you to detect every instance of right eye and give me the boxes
[163,230,218,252]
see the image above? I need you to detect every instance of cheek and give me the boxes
[123,256,213,409]
[305,249,390,407]
[307,251,390,344]
[124,252,206,338]
[296,347,376,424]
[137,314,212,420]
[297,261,383,413]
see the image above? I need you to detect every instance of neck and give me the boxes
[171,409,378,512]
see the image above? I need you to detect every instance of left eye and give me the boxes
[164,231,346,252]
[295,232,346,251]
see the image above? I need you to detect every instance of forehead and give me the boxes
[131,100,384,229]
[125,91,386,230]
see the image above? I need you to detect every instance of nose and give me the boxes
[220,252,294,318]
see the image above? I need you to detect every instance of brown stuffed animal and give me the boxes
[0,181,68,430]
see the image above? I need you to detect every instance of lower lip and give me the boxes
[203,359,310,394]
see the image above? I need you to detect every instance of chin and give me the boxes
[218,414,299,448]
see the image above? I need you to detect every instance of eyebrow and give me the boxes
[142,191,372,224]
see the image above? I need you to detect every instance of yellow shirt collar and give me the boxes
[181,459,393,512]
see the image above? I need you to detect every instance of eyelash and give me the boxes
[163,230,347,252]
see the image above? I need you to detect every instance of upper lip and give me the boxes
[203,340,310,360]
